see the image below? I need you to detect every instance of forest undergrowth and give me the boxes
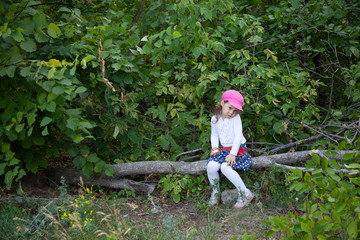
[0,167,294,240]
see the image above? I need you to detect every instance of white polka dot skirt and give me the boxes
[207,144,252,172]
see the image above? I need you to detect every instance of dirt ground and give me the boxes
[0,172,288,239]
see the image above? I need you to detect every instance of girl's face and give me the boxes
[221,101,238,119]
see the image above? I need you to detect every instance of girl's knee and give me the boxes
[220,162,232,173]
[207,161,220,173]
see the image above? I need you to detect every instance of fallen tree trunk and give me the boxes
[47,168,156,193]
[109,150,357,176]
[46,150,358,193]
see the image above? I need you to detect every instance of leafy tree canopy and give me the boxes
[0,0,359,189]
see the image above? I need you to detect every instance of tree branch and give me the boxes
[269,134,324,154]
[175,148,202,160]
[274,163,358,175]
[46,150,359,192]
[46,168,156,193]
[131,0,146,35]
[301,122,339,143]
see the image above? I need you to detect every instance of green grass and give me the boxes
[0,168,298,240]
[0,188,288,240]
[0,201,31,239]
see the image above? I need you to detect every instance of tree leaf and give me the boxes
[27,127,33,136]
[154,39,163,48]
[113,125,120,139]
[312,153,320,165]
[33,12,47,29]
[273,121,285,134]
[75,86,87,93]
[73,156,86,168]
[20,66,31,77]
[66,118,80,131]
[27,112,37,125]
[73,134,84,143]
[350,46,359,58]
[40,116,52,127]
[6,66,16,78]
[47,67,56,79]
[172,193,181,203]
[158,135,170,149]
[41,126,49,136]
[105,167,114,177]
[79,121,94,129]
[193,47,202,59]
[81,55,96,67]
[86,154,100,163]
[300,222,311,233]
[321,157,328,170]
[347,221,357,239]
[9,47,22,64]
[34,28,50,43]
[12,29,24,42]
[94,163,104,173]
[82,163,93,178]
[0,163,6,176]
[20,38,37,52]
[5,169,16,189]
[46,59,62,67]
[343,152,355,161]
[47,23,62,38]
[9,157,20,166]
[103,39,112,48]
[173,31,181,38]
[15,123,25,133]
[52,86,65,95]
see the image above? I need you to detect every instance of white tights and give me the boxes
[207,161,250,197]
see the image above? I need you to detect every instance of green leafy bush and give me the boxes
[159,174,207,203]
[264,152,360,239]
[1,0,359,191]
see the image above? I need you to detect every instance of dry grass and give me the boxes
[104,192,288,239]
[1,177,291,240]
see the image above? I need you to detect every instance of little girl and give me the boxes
[207,89,253,208]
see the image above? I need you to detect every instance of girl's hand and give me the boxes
[211,148,220,156]
[226,154,236,167]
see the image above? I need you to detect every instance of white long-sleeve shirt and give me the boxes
[210,114,246,156]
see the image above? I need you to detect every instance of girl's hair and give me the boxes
[211,101,239,124]
[211,103,222,124]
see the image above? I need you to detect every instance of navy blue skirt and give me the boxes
[207,144,252,172]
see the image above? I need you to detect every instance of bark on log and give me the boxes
[110,150,357,176]
[46,150,358,192]
[46,168,156,193]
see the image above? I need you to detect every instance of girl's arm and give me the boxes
[230,114,244,156]
[210,116,219,155]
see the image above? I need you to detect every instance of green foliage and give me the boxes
[231,233,257,240]
[2,186,265,239]
[159,174,206,203]
[0,0,111,187]
[0,0,359,189]
[59,188,96,229]
[264,152,360,239]
[247,164,297,207]
[0,200,31,239]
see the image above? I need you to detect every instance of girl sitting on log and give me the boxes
[207,89,254,208]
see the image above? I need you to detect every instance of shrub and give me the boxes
[264,152,360,239]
